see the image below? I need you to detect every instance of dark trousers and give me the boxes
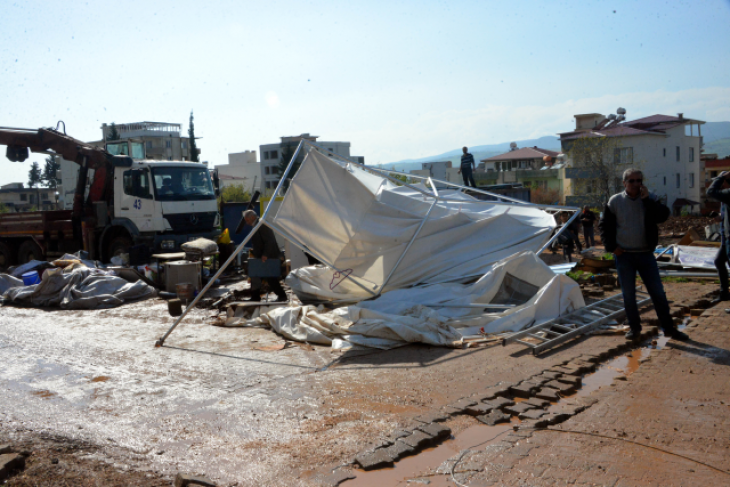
[583,226,595,247]
[461,166,476,188]
[252,278,287,300]
[714,239,729,293]
[615,251,674,332]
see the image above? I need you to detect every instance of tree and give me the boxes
[0,202,10,213]
[276,143,302,193]
[107,122,121,141]
[188,111,199,162]
[219,184,251,204]
[41,156,61,188]
[28,161,42,188]
[564,135,626,206]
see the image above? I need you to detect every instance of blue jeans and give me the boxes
[615,251,674,332]
[461,166,476,188]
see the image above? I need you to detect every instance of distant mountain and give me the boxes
[702,121,730,144]
[373,136,561,172]
[705,138,730,158]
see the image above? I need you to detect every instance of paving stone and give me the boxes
[388,430,411,441]
[447,398,477,413]
[174,473,216,487]
[545,380,578,395]
[539,370,563,380]
[471,386,505,401]
[416,422,451,440]
[519,409,548,420]
[556,374,583,387]
[504,402,535,415]
[510,443,537,456]
[484,396,515,410]
[551,364,584,375]
[525,397,551,408]
[465,403,494,416]
[543,411,572,425]
[510,381,539,398]
[526,375,551,387]
[401,430,434,449]
[384,439,415,460]
[535,387,561,401]
[315,469,356,487]
[477,409,511,425]
[414,411,448,424]
[354,448,394,470]
[0,454,25,483]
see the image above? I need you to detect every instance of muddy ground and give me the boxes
[0,237,723,486]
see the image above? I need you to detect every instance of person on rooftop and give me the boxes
[458,146,476,188]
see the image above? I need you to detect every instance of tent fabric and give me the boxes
[275,150,557,302]
[1,267,157,309]
[248,251,584,349]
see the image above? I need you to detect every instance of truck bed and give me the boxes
[0,210,74,238]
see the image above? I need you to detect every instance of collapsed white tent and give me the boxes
[242,251,585,349]
[271,149,558,302]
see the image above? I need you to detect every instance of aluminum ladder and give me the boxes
[502,289,653,356]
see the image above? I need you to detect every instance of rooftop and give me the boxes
[481,146,560,162]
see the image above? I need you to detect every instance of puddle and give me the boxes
[90,376,110,382]
[343,323,690,486]
[343,421,515,487]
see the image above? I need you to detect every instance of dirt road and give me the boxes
[0,281,723,486]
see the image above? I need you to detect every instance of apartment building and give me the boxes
[0,183,58,212]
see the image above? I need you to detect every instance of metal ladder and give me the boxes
[502,289,653,355]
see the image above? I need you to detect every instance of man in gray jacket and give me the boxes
[599,168,689,341]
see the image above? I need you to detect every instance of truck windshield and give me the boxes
[152,167,215,201]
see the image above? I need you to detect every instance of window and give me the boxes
[676,173,680,188]
[689,173,695,188]
[146,141,153,150]
[182,141,187,149]
[270,166,279,175]
[29,194,35,204]
[270,150,278,159]
[711,171,719,178]
[20,193,27,201]
[676,146,680,162]
[689,147,694,162]
[165,140,172,149]
[263,151,269,160]
[41,193,48,200]
[151,167,214,201]
[265,167,270,175]
[123,169,153,199]
[663,176,666,186]
[663,148,666,157]
[613,147,634,164]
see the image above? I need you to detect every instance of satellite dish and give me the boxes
[617,107,626,115]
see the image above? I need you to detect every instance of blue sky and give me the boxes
[1,0,729,185]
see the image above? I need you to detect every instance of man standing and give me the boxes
[243,210,287,302]
[706,172,730,301]
[458,146,477,188]
[599,169,688,341]
[580,205,596,247]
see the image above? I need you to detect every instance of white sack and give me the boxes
[275,150,556,301]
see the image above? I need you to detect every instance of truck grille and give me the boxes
[164,212,217,233]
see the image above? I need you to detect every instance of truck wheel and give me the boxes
[0,242,15,269]
[107,235,132,262]
[17,240,43,264]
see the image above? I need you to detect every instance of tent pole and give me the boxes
[376,178,439,295]
[155,221,262,347]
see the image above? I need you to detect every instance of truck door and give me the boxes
[116,168,155,232]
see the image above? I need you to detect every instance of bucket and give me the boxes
[22,270,41,286]
[176,283,194,301]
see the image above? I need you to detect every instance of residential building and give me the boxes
[479,146,561,172]
[559,111,704,213]
[259,134,363,192]
[215,151,260,192]
[0,183,58,212]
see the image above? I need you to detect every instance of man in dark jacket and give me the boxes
[599,169,688,341]
[706,172,730,301]
[244,210,287,302]
[580,205,596,247]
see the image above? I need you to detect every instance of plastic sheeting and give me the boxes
[250,251,584,349]
[275,150,557,301]
[1,267,157,309]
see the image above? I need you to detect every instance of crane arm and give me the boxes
[0,126,111,169]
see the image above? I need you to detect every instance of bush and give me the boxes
[219,184,251,204]
[531,187,560,205]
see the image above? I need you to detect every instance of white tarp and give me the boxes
[274,150,557,301]
[246,251,584,349]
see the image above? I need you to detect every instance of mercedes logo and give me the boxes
[189,214,199,225]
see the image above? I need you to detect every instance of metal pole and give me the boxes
[155,220,262,347]
[376,178,439,294]
[536,209,580,255]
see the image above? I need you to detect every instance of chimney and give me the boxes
[678,113,684,120]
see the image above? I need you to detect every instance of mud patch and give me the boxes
[90,376,110,382]
[30,390,56,399]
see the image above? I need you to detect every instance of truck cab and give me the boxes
[109,159,220,257]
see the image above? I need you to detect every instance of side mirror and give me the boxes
[212,170,220,197]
